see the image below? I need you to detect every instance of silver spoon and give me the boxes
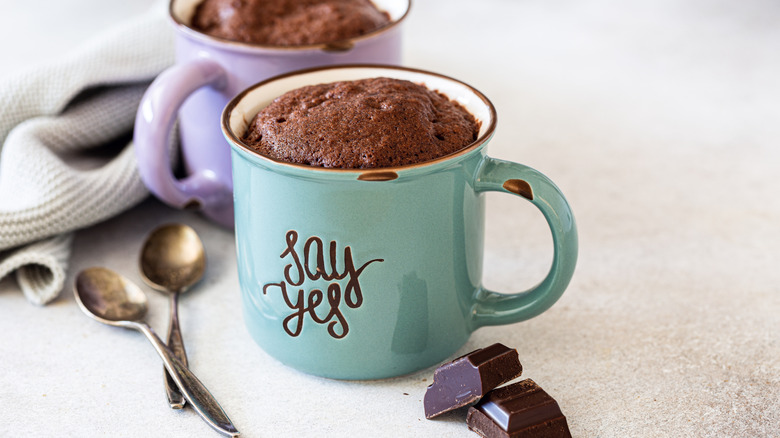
[74,267,239,437]
[139,223,206,409]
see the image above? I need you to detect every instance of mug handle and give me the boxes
[134,58,229,211]
[470,156,578,329]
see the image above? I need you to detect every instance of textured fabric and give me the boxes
[0,3,174,305]
[0,234,72,305]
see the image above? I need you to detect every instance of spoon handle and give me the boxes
[164,291,188,409]
[137,323,240,437]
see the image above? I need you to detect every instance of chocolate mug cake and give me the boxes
[241,77,481,168]
[223,66,578,380]
[191,0,391,46]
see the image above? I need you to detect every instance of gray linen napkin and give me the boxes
[0,3,174,305]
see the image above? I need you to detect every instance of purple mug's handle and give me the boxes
[134,58,229,211]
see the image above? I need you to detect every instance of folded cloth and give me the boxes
[0,2,174,305]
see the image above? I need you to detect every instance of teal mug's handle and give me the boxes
[470,156,578,329]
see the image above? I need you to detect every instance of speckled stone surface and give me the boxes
[1,0,778,437]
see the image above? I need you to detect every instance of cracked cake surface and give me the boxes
[241,77,481,169]
[191,0,391,46]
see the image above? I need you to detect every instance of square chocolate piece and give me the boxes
[424,343,523,419]
[466,379,571,438]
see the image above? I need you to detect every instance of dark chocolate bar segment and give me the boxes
[466,379,571,438]
[424,343,523,419]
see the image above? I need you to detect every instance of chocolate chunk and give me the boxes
[466,379,571,438]
[424,343,522,419]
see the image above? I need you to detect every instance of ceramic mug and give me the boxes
[134,0,410,227]
[222,65,579,380]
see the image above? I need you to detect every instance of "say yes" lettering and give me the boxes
[262,230,384,339]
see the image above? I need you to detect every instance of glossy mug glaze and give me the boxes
[222,66,579,380]
[134,0,410,227]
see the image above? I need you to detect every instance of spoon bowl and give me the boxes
[75,267,148,326]
[140,223,206,293]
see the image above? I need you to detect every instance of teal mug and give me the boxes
[222,65,578,380]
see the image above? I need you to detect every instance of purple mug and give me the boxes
[134,0,410,226]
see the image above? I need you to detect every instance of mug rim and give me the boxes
[170,0,411,54]
[221,64,498,176]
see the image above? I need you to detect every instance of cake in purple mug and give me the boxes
[133,0,409,227]
[192,0,391,46]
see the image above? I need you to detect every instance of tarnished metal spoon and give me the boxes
[74,267,239,436]
[139,223,206,409]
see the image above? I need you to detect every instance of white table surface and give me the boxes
[2,0,779,437]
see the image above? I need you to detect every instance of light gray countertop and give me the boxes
[2,0,779,436]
